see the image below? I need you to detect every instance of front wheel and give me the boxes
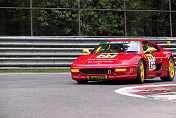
[161,58,175,81]
[135,60,145,84]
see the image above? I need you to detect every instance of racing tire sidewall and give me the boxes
[167,58,175,81]
[136,59,145,84]
[161,57,175,81]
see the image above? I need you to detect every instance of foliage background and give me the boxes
[0,0,175,36]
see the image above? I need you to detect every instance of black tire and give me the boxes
[161,57,175,81]
[76,80,88,84]
[135,59,145,84]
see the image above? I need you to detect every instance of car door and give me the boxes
[142,41,164,74]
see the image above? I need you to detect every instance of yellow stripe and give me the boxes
[115,68,126,72]
[145,54,153,57]
[149,68,154,71]
[149,74,155,76]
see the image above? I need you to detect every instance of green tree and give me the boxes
[0,0,175,36]
[0,0,30,36]
[80,0,124,36]
[32,0,78,36]
[126,0,170,36]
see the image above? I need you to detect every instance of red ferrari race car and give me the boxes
[70,40,175,84]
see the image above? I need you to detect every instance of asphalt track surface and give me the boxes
[0,73,176,118]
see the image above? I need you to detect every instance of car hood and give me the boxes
[72,53,141,66]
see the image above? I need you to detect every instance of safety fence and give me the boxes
[0,36,175,69]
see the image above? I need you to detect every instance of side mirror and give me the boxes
[167,41,171,45]
[144,47,156,54]
[82,48,90,54]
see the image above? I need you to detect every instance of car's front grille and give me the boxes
[80,69,114,74]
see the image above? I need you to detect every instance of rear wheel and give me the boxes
[135,60,145,84]
[161,58,175,81]
[77,80,88,84]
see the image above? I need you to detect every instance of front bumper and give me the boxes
[71,65,138,81]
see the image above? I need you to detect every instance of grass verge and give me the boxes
[0,69,70,73]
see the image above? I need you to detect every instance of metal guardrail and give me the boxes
[0,36,176,69]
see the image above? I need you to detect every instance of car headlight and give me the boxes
[71,69,79,72]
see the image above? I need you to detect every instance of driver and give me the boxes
[143,43,149,52]
[109,44,124,53]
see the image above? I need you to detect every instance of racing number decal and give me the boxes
[96,54,117,58]
[145,54,156,71]
[148,57,156,70]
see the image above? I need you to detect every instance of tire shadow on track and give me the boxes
[72,79,164,85]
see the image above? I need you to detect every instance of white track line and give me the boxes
[115,84,176,102]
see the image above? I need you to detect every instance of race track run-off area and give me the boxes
[1,73,176,118]
[115,84,176,102]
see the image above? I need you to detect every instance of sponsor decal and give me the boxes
[87,76,107,80]
[108,70,112,74]
[142,54,147,59]
[100,41,140,45]
[96,53,118,58]
[88,61,113,63]
[145,54,156,71]
[87,58,116,63]
[115,84,176,102]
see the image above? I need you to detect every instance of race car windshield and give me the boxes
[92,41,141,53]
